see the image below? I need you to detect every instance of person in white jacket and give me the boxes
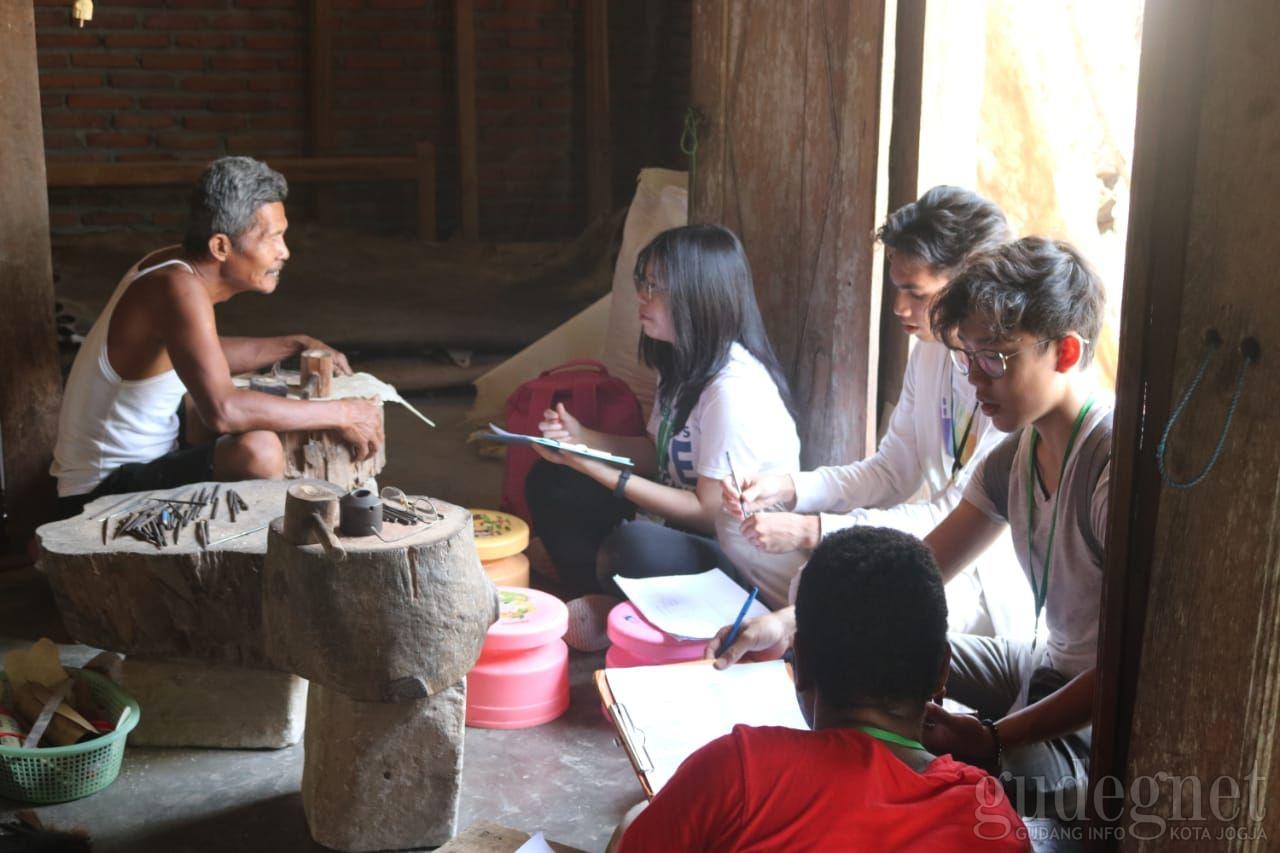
[721,186,1033,638]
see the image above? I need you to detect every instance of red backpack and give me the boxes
[501,359,646,523]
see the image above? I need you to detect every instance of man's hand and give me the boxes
[704,611,793,670]
[740,512,820,553]
[296,336,352,375]
[922,703,998,768]
[337,397,383,461]
[723,472,797,518]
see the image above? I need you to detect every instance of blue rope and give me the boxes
[1156,337,1256,490]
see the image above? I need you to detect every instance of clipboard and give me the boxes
[595,658,805,799]
[477,423,635,468]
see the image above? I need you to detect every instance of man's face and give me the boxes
[225,201,290,294]
[955,317,1063,432]
[888,250,952,342]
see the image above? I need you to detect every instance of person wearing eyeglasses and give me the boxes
[524,224,800,648]
[721,186,1030,636]
[711,237,1111,817]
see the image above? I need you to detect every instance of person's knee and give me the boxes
[216,431,285,480]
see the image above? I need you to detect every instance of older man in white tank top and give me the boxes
[51,156,383,517]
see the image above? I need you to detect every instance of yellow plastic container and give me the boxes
[470,509,529,562]
[482,552,531,588]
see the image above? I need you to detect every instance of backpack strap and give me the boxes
[1074,410,1114,564]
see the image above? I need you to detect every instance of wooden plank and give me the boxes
[454,0,480,240]
[876,0,925,425]
[0,0,62,546]
[47,157,424,188]
[690,0,886,468]
[584,0,613,223]
[309,0,336,225]
[1091,0,1280,846]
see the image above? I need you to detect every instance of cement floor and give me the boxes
[0,392,640,852]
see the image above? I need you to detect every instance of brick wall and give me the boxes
[35,0,690,242]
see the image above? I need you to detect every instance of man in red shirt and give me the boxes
[613,527,1029,851]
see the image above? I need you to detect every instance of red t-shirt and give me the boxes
[618,725,1030,852]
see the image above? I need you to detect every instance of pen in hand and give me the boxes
[725,452,752,518]
[718,585,759,657]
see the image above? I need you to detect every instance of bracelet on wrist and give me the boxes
[981,718,1004,770]
[613,468,632,499]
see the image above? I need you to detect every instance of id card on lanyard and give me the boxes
[656,406,674,485]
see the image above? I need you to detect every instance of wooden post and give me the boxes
[584,0,613,224]
[300,349,334,398]
[281,482,344,559]
[454,0,480,240]
[309,0,336,224]
[1091,0,1280,845]
[0,1,62,549]
[877,0,926,428]
[690,0,887,468]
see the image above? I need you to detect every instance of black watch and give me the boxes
[613,468,632,499]
[981,718,1004,770]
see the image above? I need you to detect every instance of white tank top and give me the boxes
[51,254,195,496]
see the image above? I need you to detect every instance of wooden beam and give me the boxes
[584,0,613,223]
[877,0,926,426]
[0,1,62,547]
[691,0,886,469]
[46,157,425,187]
[454,0,480,240]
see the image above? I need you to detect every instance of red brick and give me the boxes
[139,94,205,109]
[334,33,377,49]
[103,33,170,49]
[507,32,568,49]
[35,10,66,27]
[481,53,540,71]
[503,0,568,11]
[44,112,109,129]
[377,32,439,50]
[86,132,151,148]
[41,71,106,89]
[156,132,223,150]
[38,32,100,48]
[114,114,174,130]
[49,210,80,229]
[476,93,536,111]
[143,13,208,29]
[153,211,189,227]
[115,151,175,162]
[366,0,427,8]
[539,53,573,71]
[38,54,68,68]
[67,93,133,109]
[226,131,303,151]
[108,72,176,89]
[242,34,305,50]
[82,210,148,226]
[509,74,562,90]
[247,74,302,92]
[235,0,303,7]
[85,12,142,28]
[141,53,205,71]
[540,93,573,110]
[209,13,285,30]
[482,14,538,30]
[250,113,304,129]
[206,96,275,112]
[175,33,238,49]
[41,91,65,109]
[41,132,85,149]
[342,54,405,71]
[165,0,233,7]
[181,76,248,93]
[71,53,139,69]
[277,55,303,71]
[211,55,275,71]
[184,115,247,131]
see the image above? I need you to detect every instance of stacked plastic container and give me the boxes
[466,587,570,729]
[471,509,530,588]
[604,601,706,668]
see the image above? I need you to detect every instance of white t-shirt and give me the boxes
[647,343,801,608]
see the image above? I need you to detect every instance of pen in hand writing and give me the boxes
[725,452,753,518]
[718,585,759,656]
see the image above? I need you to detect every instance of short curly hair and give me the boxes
[794,527,948,709]
[928,236,1106,366]
[877,185,1012,273]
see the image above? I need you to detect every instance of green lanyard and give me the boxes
[947,362,978,483]
[1025,398,1095,633]
[656,406,674,479]
[856,725,927,752]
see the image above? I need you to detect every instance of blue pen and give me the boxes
[719,586,759,656]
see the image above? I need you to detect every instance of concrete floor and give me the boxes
[0,392,640,852]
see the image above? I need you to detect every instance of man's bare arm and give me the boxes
[219,335,352,375]
[157,280,382,458]
[922,499,1006,583]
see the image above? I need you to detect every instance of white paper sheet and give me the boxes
[513,831,555,853]
[604,660,808,794]
[614,569,770,640]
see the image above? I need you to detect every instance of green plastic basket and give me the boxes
[0,667,140,804]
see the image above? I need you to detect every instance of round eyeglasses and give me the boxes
[949,339,1058,379]
[633,275,669,302]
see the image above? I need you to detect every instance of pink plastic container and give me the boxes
[604,601,706,668]
[466,587,570,729]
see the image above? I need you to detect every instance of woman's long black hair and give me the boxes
[636,224,795,434]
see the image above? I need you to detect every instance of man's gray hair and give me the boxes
[184,156,288,255]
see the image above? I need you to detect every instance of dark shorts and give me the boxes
[56,441,217,520]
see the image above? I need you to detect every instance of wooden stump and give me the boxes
[262,499,497,702]
[36,479,300,668]
[302,681,467,851]
[280,401,385,490]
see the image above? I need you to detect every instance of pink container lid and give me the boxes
[483,587,568,653]
[607,601,706,664]
[467,639,570,729]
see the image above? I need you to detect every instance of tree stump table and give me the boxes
[263,484,498,851]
